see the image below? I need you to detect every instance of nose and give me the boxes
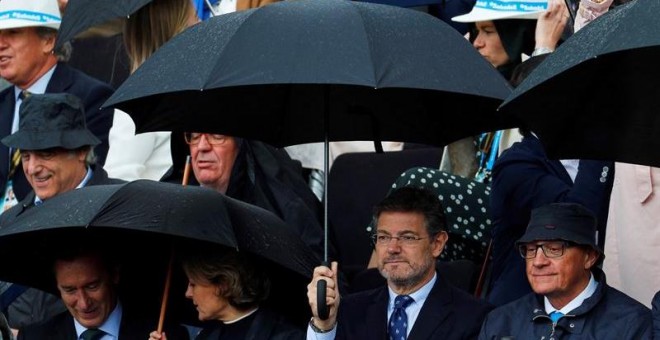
[386,240,402,254]
[473,33,484,49]
[23,156,42,175]
[196,134,212,150]
[76,291,92,310]
[531,247,550,267]
[185,283,193,299]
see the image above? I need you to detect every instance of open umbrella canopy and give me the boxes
[0,180,318,325]
[104,0,513,148]
[499,0,660,167]
[55,0,152,48]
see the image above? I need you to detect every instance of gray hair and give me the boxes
[35,26,71,62]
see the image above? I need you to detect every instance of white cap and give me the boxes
[452,0,547,23]
[0,0,61,30]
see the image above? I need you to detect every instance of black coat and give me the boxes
[479,269,652,340]
[334,272,492,340]
[195,307,304,340]
[0,62,115,202]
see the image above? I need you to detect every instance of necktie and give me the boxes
[81,328,105,340]
[549,311,564,323]
[389,295,414,340]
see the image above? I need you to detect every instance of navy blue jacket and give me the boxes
[479,269,652,339]
[488,136,614,306]
[335,272,492,340]
[0,62,114,202]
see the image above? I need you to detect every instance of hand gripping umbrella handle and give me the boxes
[316,261,330,320]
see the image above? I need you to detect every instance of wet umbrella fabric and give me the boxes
[0,180,317,325]
[499,0,660,167]
[104,0,513,148]
[55,0,152,48]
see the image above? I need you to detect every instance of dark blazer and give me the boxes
[0,62,115,202]
[487,136,614,306]
[335,273,492,340]
[17,305,189,340]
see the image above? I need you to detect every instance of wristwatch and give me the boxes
[309,318,335,333]
[531,47,554,56]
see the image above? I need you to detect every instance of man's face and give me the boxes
[189,133,239,194]
[0,27,56,88]
[472,21,510,68]
[22,148,88,201]
[375,211,447,293]
[525,241,598,305]
[55,255,119,329]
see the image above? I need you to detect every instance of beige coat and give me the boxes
[603,163,660,308]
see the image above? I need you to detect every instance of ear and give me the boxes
[431,231,449,258]
[40,33,56,55]
[583,248,600,270]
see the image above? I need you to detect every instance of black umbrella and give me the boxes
[499,0,660,167]
[103,0,512,318]
[55,0,152,48]
[0,180,317,326]
[103,0,512,147]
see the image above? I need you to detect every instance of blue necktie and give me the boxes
[549,311,564,323]
[389,295,414,340]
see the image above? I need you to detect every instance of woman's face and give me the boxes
[472,21,510,68]
[185,276,229,321]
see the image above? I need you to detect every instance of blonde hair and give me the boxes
[123,0,196,73]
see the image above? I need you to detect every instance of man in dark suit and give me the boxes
[487,133,614,307]
[0,0,114,211]
[0,93,123,332]
[17,245,189,340]
[306,187,491,339]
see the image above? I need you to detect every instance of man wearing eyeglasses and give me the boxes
[306,186,491,339]
[479,202,651,339]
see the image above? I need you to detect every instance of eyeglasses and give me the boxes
[518,241,572,259]
[371,234,427,246]
[184,132,229,146]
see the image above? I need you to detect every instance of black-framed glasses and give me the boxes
[184,132,229,146]
[371,233,427,246]
[518,241,572,259]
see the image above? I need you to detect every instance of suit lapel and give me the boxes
[0,88,15,184]
[408,277,452,340]
[526,137,573,184]
[365,288,388,339]
[45,63,72,94]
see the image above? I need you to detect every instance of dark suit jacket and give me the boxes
[335,273,492,340]
[0,62,115,201]
[487,136,614,306]
[17,304,189,340]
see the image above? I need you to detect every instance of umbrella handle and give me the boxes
[316,279,329,320]
[316,260,330,320]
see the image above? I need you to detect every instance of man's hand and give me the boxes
[535,0,570,52]
[307,262,340,331]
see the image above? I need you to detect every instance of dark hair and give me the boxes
[182,250,270,311]
[51,243,119,278]
[373,187,446,236]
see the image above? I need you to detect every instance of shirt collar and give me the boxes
[387,272,437,310]
[34,166,93,205]
[13,64,57,100]
[544,273,598,315]
[74,300,122,339]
